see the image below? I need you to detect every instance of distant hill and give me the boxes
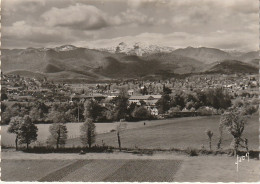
[204,60,258,74]
[2,45,258,82]
[1,45,204,81]
[248,59,259,67]
[172,47,233,64]
[238,51,259,63]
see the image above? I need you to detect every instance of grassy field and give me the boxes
[67,115,259,150]
[1,159,73,181]
[2,114,258,150]
[1,120,158,146]
[1,122,115,146]
[1,158,182,182]
[2,152,259,182]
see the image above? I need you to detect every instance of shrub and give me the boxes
[242,105,258,115]
[186,147,198,156]
[131,106,151,120]
[205,129,213,150]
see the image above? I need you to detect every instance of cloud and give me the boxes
[1,0,258,51]
[2,20,96,46]
[77,31,258,51]
[42,3,164,30]
[168,0,258,34]
[110,9,163,27]
[42,4,108,30]
[222,0,258,14]
[2,0,46,14]
[127,0,168,9]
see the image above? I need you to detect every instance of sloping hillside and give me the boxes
[204,60,258,74]
[173,47,233,64]
[238,51,259,62]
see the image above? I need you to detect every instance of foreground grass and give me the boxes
[174,154,260,182]
[1,151,259,182]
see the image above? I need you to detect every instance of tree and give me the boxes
[80,118,96,148]
[112,96,128,121]
[127,102,137,116]
[2,104,21,124]
[206,88,231,109]
[162,85,171,95]
[172,93,185,109]
[29,107,44,123]
[47,123,68,149]
[1,93,8,101]
[34,101,49,114]
[140,86,148,95]
[47,111,68,148]
[220,110,247,156]
[8,116,23,150]
[1,102,7,113]
[156,94,171,114]
[70,102,84,122]
[116,120,127,151]
[205,129,213,150]
[132,106,150,120]
[102,108,114,122]
[47,108,66,124]
[217,123,223,150]
[19,116,38,149]
[84,100,103,122]
[196,90,207,107]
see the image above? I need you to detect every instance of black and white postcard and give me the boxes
[1,0,259,182]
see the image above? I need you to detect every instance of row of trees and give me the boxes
[156,87,232,114]
[8,116,38,150]
[2,94,152,125]
[47,118,96,149]
[8,113,97,150]
[9,107,252,155]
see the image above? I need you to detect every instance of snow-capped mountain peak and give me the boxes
[54,45,78,52]
[103,42,175,56]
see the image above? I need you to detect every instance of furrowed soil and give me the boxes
[1,151,259,182]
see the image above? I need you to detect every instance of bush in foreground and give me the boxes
[186,147,199,156]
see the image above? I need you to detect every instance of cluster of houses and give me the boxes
[128,95,161,116]
[70,92,161,116]
[2,73,258,117]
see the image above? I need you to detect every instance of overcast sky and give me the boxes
[2,0,259,51]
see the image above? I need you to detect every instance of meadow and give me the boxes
[67,115,259,151]
[2,115,259,151]
[1,120,156,146]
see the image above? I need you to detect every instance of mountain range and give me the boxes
[2,44,258,83]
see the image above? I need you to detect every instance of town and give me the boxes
[1,72,258,125]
